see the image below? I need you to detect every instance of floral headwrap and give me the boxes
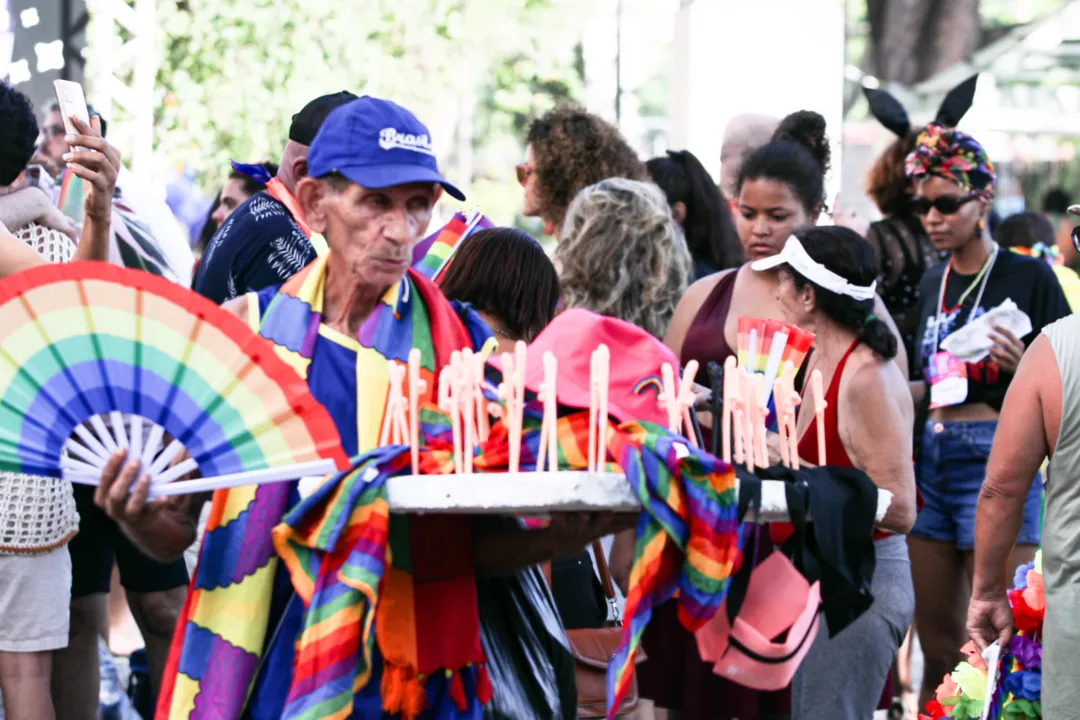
[905,124,996,202]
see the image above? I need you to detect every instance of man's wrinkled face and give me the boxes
[312,179,439,289]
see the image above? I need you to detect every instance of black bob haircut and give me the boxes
[439,227,560,343]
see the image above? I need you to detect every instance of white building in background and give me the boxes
[668,0,847,204]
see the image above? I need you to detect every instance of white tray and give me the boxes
[324,471,892,521]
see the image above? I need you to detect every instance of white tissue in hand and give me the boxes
[939,299,1032,363]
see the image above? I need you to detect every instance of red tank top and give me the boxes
[794,339,891,541]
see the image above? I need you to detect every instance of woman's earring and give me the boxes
[977,216,986,233]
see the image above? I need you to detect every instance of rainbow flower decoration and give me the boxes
[922,551,1044,720]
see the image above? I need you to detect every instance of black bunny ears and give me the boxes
[863,74,979,138]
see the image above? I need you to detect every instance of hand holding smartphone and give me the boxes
[53,80,92,153]
[50,80,121,223]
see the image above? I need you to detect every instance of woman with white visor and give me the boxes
[752,225,918,720]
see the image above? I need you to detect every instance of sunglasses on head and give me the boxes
[515,163,533,187]
[910,194,979,216]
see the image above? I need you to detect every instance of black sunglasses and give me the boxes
[1071,225,1080,253]
[910,194,979,216]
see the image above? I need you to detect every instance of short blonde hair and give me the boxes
[556,178,691,339]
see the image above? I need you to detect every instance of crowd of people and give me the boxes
[0,63,1076,720]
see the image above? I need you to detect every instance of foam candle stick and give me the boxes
[393,364,409,445]
[536,351,558,472]
[473,353,490,443]
[661,362,680,433]
[511,341,527,473]
[408,348,422,474]
[380,361,404,446]
[731,365,745,465]
[679,360,700,448]
[812,368,826,466]
[395,364,409,444]
[545,352,558,472]
[722,356,737,464]
[589,349,599,472]
[755,374,769,466]
[597,345,609,471]
[444,353,464,473]
[774,377,790,467]
[460,350,477,473]
[780,361,800,470]
[741,368,756,473]
[498,353,517,472]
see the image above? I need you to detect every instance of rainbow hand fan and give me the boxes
[0,262,349,496]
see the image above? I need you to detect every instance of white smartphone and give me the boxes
[52,79,91,151]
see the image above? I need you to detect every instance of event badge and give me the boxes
[928,351,968,409]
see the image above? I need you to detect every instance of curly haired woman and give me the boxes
[519,105,647,237]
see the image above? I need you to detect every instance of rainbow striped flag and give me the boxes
[412,211,492,283]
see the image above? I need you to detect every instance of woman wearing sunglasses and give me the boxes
[518,105,646,239]
[905,125,1071,708]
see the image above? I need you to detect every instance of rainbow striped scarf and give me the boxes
[605,424,743,718]
[156,253,478,719]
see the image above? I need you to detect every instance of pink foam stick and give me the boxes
[679,360,700,448]
[381,361,406,447]
[589,349,599,472]
[394,364,409,445]
[544,352,558,472]
[755,374,768,466]
[498,353,515,471]
[741,368,755,473]
[812,368,827,467]
[473,354,490,443]
[730,365,745,465]
[408,349,422,475]
[445,353,464,473]
[780,360,801,470]
[511,341,527,474]
[536,351,558,472]
[774,377,790,467]
[661,363,679,433]
[597,345,609,471]
[461,350,477,473]
[722,356,737,464]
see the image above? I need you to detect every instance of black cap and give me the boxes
[288,91,358,146]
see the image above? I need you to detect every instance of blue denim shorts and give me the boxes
[911,419,1042,550]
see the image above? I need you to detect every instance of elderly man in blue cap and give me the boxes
[94,96,619,719]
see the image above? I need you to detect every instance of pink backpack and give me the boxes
[695,480,821,690]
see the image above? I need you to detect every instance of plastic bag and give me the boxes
[478,566,577,720]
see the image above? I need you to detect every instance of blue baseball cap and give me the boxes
[307,96,465,201]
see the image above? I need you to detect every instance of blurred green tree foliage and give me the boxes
[152,0,585,223]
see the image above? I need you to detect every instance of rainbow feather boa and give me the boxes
[922,550,1044,720]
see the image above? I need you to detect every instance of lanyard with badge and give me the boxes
[927,245,998,409]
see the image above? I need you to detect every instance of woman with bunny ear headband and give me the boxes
[863,75,979,380]
[904,123,1072,711]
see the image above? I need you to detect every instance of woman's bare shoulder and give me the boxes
[843,347,911,410]
[687,268,736,300]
